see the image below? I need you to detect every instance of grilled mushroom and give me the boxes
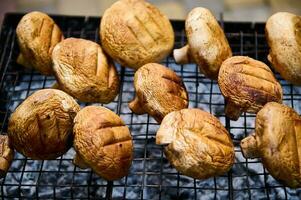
[240,102,301,188]
[266,12,301,85]
[73,106,133,180]
[173,7,232,79]
[0,135,14,177]
[129,63,188,123]
[52,38,119,103]
[218,56,282,120]
[100,0,174,70]
[16,11,63,75]
[8,89,80,160]
[156,108,234,179]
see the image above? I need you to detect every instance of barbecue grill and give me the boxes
[0,13,301,199]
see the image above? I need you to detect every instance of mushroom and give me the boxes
[8,89,80,160]
[52,38,120,103]
[173,7,232,79]
[128,63,188,123]
[16,11,63,75]
[266,12,301,85]
[0,135,14,177]
[218,56,283,121]
[240,102,301,188]
[73,106,133,180]
[100,0,174,70]
[156,108,234,179]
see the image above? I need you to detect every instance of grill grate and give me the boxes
[1,13,301,199]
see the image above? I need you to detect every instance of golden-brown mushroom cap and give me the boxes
[156,108,234,179]
[266,12,301,85]
[128,63,188,123]
[16,11,63,75]
[52,38,120,103]
[73,106,133,181]
[0,135,14,177]
[218,56,282,120]
[8,89,80,160]
[100,0,174,70]
[240,102,301,188]
[173,7,232,79]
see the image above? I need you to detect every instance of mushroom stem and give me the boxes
[128,96,146,114]
[17,53,32,69]
[240,133,260,159]
[51,82,61,89]
[173,45,194,64]
[225,101,242,121]
[73,153,89,169]
[156,128,174,146]
[0,157,10,177]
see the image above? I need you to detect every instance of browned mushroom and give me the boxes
[100,0,174,70]
[8,89,80,160]
[218,56,282,120]
[16,11,63,75]
[128,63,188,123]
[240,102,301,188]
[266,12,301,85]
[52,38,120,103]
[0,135,14,177]
[173,7,232,79]
[73,106,133,181]
[156,108,234,179]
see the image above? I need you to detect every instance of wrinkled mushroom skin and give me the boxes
[0,135,14,177]
[16,11,63,75]
[173,7,232,79]
[8,89,80,160]
[100,0,174,70]
[218,56,283,120]
[73,106,133,181]
[156,108,234,179]
[129,63,188,123]
[266,12,301,85]
[52,38,120,103]
[240,102,301,188]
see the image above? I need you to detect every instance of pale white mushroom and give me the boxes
[174,7,232,79]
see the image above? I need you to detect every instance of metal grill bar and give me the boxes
[0,13,301,199]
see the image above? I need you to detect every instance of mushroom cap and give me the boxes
[266,12,301,85]
[52,38,120,103]
[218,56,282,113]
[73,106,133,181]
[100,0,174,69]
[16,11,63,75]
[253,102,301,188]
[0,135,14,177]
[156,108,234,179]
[8,89,80,160]
[185,7,232,79]
[129,63,188,123]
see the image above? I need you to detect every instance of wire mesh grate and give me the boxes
[0,13,301,199]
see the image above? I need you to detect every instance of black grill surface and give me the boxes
[0,13,301,199]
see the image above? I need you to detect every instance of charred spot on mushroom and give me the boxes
[240,102,301,188]
[218,56,283,121]
[156,108,235,179]
[52,38,120,103]
[73,106,133,181]
[8,89,80,160]
[129,63,188,123]
[16,11,64,75]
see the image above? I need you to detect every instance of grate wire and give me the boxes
[0,13,300,199]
